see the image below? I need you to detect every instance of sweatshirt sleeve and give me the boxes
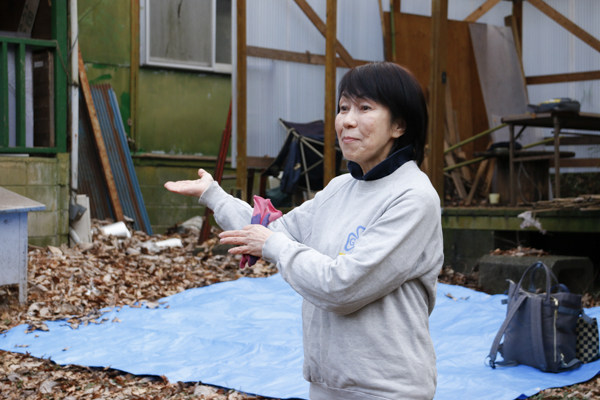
[198,181,316,241]
[198,181,253,231]
[262,187,442,315]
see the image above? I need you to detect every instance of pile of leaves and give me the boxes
[0,220,277,399]
[490,246,549,257]
[1,220,599,399]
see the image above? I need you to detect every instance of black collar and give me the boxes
[347,144,415,181]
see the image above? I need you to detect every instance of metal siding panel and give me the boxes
[523,0,600,173]
[245,0,384,159]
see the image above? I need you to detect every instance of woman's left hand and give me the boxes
[219,225,274,258]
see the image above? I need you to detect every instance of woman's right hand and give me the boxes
[164,168,215,198]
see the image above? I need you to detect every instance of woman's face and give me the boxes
[335,95,405,174]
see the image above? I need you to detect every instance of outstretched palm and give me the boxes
[164,169,214,198]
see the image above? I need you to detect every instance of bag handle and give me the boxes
[516,262,558,302]
[487,294,527,368]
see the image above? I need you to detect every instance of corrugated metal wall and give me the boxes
[234,0,385,162]
[401,0,600,173]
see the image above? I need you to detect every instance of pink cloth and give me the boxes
[240,196,283,269]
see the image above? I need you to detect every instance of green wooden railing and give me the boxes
[0,0,67,154]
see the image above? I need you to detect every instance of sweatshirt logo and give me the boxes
[344,226,366,253]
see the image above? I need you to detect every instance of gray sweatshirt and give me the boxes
[199,160,443,400]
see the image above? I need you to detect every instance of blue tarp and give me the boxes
[1,274,599,399]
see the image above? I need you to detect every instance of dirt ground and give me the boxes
[1,220,599,399]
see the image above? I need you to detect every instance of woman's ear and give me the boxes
[392,119,406,138]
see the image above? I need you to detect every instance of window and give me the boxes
[140,0,232,73]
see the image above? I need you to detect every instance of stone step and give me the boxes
[478,254,594,294]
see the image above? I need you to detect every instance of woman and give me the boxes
[165,62,443,400]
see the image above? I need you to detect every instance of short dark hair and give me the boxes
[337,62,428,166]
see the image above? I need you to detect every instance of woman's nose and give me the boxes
[342,109,358,128]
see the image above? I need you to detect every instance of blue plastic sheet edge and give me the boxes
[2,274,600,400]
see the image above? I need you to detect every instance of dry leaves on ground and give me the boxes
[0,219,278,399]
[1,221,599,399]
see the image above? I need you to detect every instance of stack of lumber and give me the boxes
[529,195,600,212]
[442,80,494,206]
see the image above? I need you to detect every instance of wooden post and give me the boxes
[512,0,523,53]
[130,0,139,147]
[553,116,561,198]
[324,0,337,186]
[236,0,248,201]
[427,0,448,200]
[293,0,355,68]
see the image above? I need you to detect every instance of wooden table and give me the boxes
[502,112,600,205]
[0,187,45,304]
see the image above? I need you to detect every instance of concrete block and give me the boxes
[479,255,594,294]
[27,211,58,237]
[26,186,58,211]
[134,166,160,186]
[27,159,57,185]
[58,184,70,211]
[1,185,27,197]
[443,229,495,273]
[58,209,69,235]
[57,153,70,186]
[28,236,58,247]
[0,161,27,185]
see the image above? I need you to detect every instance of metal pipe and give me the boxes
[444,123,507,154]
[70,0,79,193]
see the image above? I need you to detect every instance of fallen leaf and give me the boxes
[39,379,58,393]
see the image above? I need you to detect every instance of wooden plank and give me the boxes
[293,0,356,68]
[505,14,527,99]
[444,139,468,200]
[428,0,449,199]
[324,0,337,186]
[18,0,40,34]
[550,158,600,168]
[526,70,600,85]
[466,159,489,205]
[394,13,489,160]
[33,50,54,147]
[246,46,370,67]
[464,0,502,23]
[378,0,388,61]
[0,42,8,147]
[543,136,600,145]
[246,156,275,169]
[236,0,248,201]
[512,0,523,53]
[78,48,124,222]
[527,0,600,54]
[444,79,471,180]
[484,158,495,196]
[469,23,528,143]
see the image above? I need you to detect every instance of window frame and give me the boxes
[139,0,232,74]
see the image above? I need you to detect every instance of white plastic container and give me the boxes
[99,221,131,238]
